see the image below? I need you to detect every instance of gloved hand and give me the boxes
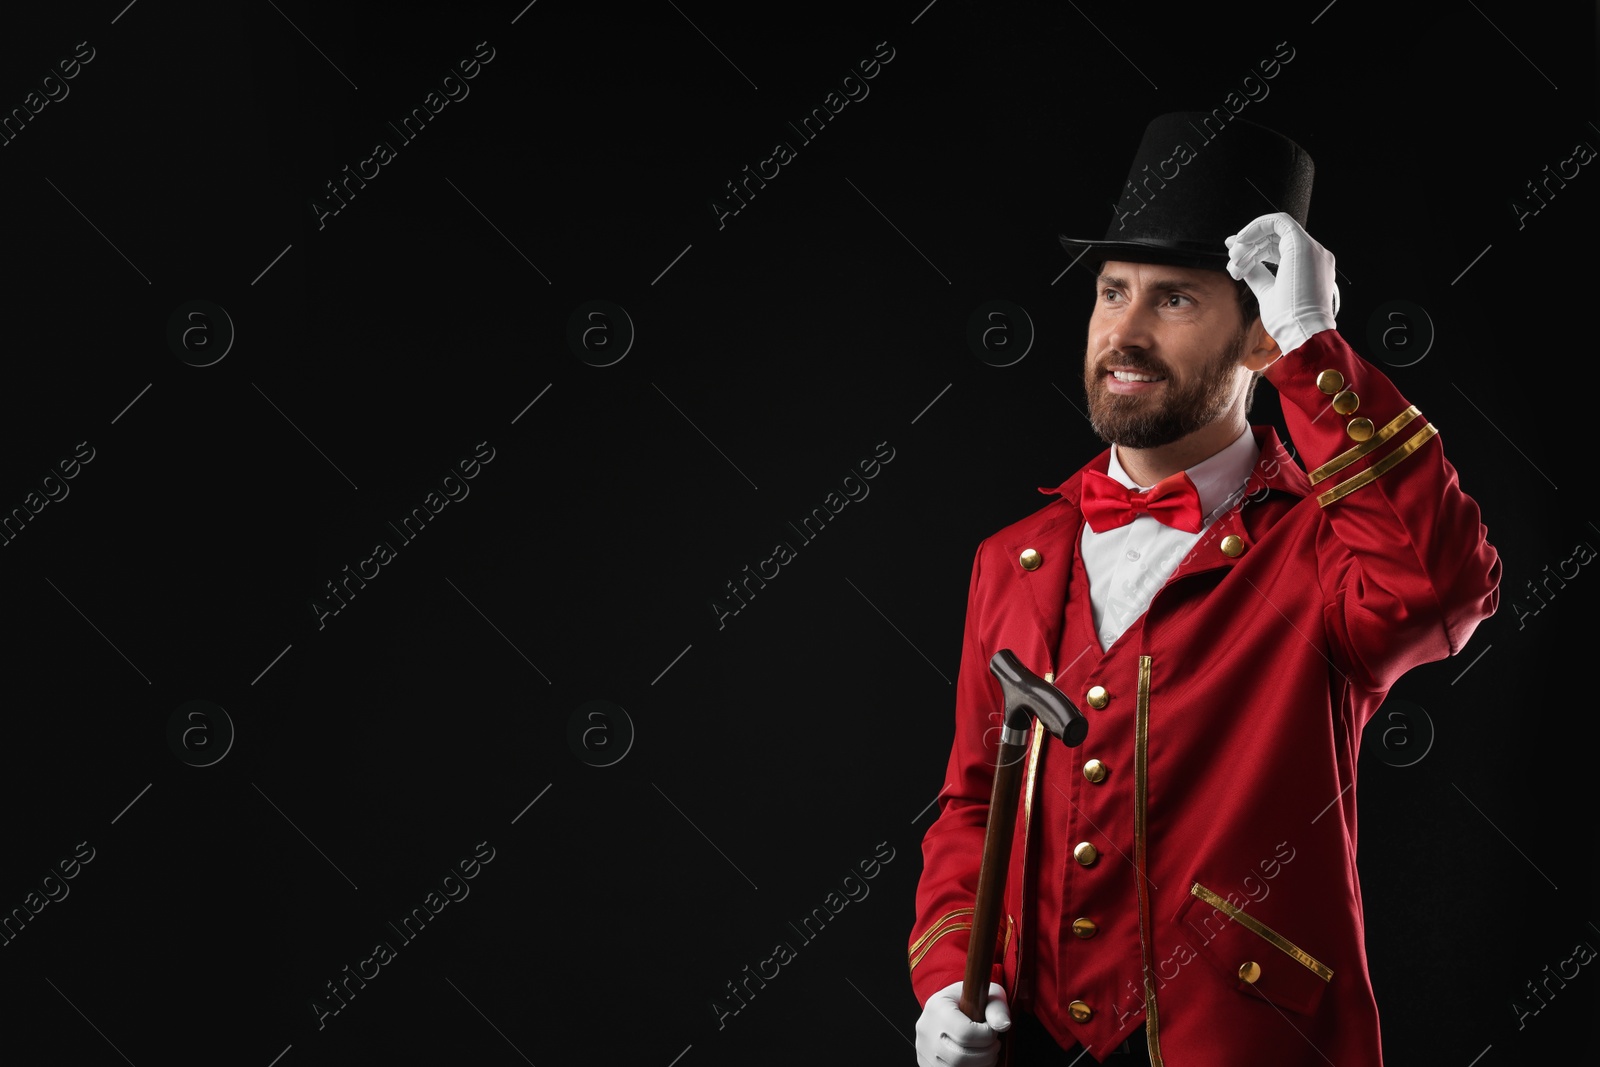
[1224,212,1339,356]
[915,980,1011,1067]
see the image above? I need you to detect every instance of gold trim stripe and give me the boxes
[1307,405,1421,485]
[1134,656,1164,1066]
[1021,725,1045,854]
[1189,882,1334,982]
[908,907,975,959]
[1317,422,1439,507]
[908,922,972,970]
[1015,721,1047,995]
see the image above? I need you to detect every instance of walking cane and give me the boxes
[958,649,1089,1022]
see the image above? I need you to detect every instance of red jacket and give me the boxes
[908,329,1500,1065]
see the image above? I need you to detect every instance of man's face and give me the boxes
[1083,260,1253,449]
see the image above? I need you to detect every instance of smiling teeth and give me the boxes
[1112,371,1162,382]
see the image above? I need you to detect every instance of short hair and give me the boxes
[1233,275,1259,331]
[1234,276,1261,414]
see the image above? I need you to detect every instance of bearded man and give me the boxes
[908,113,1500,1066]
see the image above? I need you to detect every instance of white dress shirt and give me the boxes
[1081,427,1260,651]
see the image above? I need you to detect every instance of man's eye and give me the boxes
[1166,294,1192,307]
[1101,289,1121,301]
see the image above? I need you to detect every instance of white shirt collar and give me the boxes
[1106,426,1260,524]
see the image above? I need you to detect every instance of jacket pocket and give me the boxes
[1173,882,1332,1016]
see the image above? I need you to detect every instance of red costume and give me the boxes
[908,327,1500,1064]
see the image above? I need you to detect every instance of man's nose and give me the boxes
[1105,301,1156,351]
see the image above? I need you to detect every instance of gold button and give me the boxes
[1331,389,1359,415]
[1019,548,1042,571]
[1071,917,1099,939]
[1316,369,1344,394]
[1082,758,1107,784]
[1044,671,1054,683]
[1073,841,1098,866]
[1238,961,1261,984]
[1220,535,1244,558]
[1085,685,1109,709]
[1346,416,1375,441]
[1067,1000,1093,1023]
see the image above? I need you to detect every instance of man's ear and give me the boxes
[1239,318,1282,372]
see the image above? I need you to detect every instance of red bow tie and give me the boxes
[1080,468,1204,534]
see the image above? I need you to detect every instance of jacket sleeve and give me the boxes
[907,542,1010,1007]
[1264,328,1502,691]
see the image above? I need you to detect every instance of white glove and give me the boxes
[915,980,1011,1067]
[1223,212,1339,356]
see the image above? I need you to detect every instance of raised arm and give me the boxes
[1227,212,1501,689]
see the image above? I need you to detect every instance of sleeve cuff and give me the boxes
[1265,329,1438,506]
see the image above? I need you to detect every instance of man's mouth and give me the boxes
[1098,364,1169,395]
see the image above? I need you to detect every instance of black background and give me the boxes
[1,2,1595,1064]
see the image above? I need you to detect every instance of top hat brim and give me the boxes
[1057,235,1231,274]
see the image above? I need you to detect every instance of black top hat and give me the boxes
[1059,112,1314,272]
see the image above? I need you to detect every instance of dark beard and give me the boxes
[1083,327,1248,449]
